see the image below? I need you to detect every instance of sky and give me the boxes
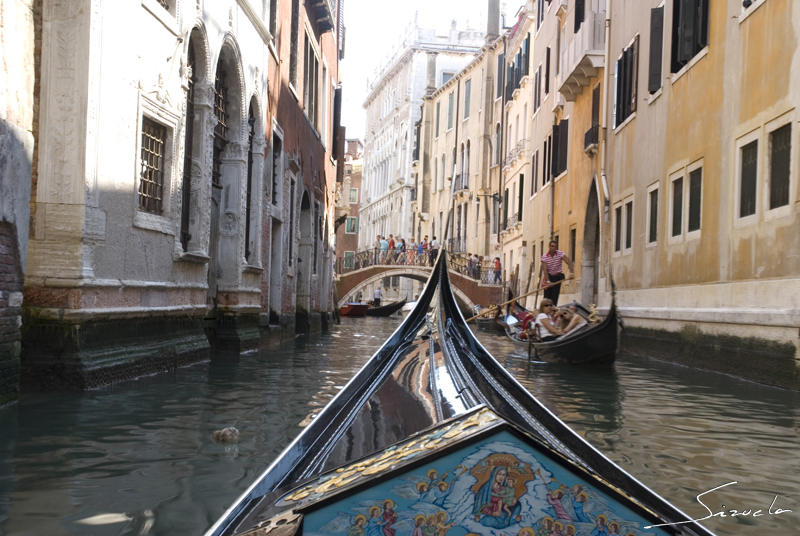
[339,0,521,141]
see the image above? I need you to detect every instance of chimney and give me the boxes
[486,0,500,43]
[425,52,438,96]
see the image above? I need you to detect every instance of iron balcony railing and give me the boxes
[584,124,599,152]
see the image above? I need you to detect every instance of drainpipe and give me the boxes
[599,0,612,224]
[499,36,508,236]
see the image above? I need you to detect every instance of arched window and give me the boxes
[180,42,197,251]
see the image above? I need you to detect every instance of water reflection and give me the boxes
[0,316,797,536]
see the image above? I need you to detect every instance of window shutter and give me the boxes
[557,119,569,175]
[464,80,471,119]
[518,175,524,219]
[551,125,560,176]
[503,188,509,228]
[631,35,639,113]
[524,35,530,76]
[614,58,621,126]
[622,47,632,120]
[678,0,696,63]
[545,47,551,93]
[649,7,664,93]
[574,0,585,33]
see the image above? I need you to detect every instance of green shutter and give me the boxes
[464,80,471,119]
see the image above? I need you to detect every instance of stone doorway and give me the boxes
[581,179,601,306]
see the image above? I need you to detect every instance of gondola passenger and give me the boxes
[534,299,563,342]
[557,308,587,338]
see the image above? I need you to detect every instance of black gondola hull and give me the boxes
[364,298,407,317]
[505,301,620,365]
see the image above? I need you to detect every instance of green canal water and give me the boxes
[0,317,798,536]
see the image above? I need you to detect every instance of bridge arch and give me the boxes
[336,267,477,312]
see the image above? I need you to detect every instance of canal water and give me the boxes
[0,317,798,536]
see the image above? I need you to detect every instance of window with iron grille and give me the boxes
[648,188,658,243]
[213,72,229,189]
[740,140,758,218]
[672,177,683,237]
[688,168,702,232]
[139,117,168,214]
[671,0,709,73]
[769,124,791,210]
[625,201,633,249]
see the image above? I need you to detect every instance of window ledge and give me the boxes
[268,40,280,63]
[134,211,176,236]
[141,0,178,36]
[670,47,709,85]
[764,204,792,222]
[288,84,300,102]
[645,241,658,249]
[175,251,210,264]
[243,264,265,274]
[554,170,567,182]
[648,87,663,105]
[733,213,759,229]
[614,111,636,134]
[739,0,767,24]
[686,229,702,242]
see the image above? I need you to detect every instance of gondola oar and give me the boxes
[465,276,574,322]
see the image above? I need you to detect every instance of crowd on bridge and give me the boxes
[336,234,504,286]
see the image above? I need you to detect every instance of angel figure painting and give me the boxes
[304,431,671,536]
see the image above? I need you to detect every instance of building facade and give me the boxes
[359,20,486,302]
[335,139,363,289]
[0,0,36,405]
[12,0,342,393]
[604,0,799,386]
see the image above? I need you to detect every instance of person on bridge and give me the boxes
[493,257,502,283]
[387,235,396,263]
[373,235,381,265]
[380,236,389,264]
[373,286,382,307]
[429,236,439,266]
[421,236,429,261]
[407,238,417,265]
[540,240,574,306]
[396,239,406,265]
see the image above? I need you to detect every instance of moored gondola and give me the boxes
[207,251,714,536]
[364,298,407,317]
[504,300,621,365]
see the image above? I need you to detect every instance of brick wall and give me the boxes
[0,223,23,405]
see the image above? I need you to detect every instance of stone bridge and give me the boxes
[335,264,502,311]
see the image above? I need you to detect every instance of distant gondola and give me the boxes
[339,303,369,317]
[504,299,621,365]
[365,298,407,317]
[207,251,714,536]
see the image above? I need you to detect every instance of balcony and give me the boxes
[313,0,336,33]
[584,124,599,155]
[559,10,606,102]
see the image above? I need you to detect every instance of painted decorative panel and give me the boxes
[304,431,669,536]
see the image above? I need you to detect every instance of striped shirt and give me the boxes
[541,250,565,275]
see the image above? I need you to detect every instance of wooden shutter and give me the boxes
[518,175,524,219]
[631,35,639,113]
[649,7,664,93]
[614,58,621,126]
[496,53,504,98]
[678,0,696,63]
[550,125,560,176]
[524,35,530,76]
[503,188,509,229]
[545,47,550,93]
[574,0,585,33]
[464,79,471,119]
[592,84,600,126]
[557,119,569,175]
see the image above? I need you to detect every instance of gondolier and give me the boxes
[373,286,382,307]
[540,240,574,305]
